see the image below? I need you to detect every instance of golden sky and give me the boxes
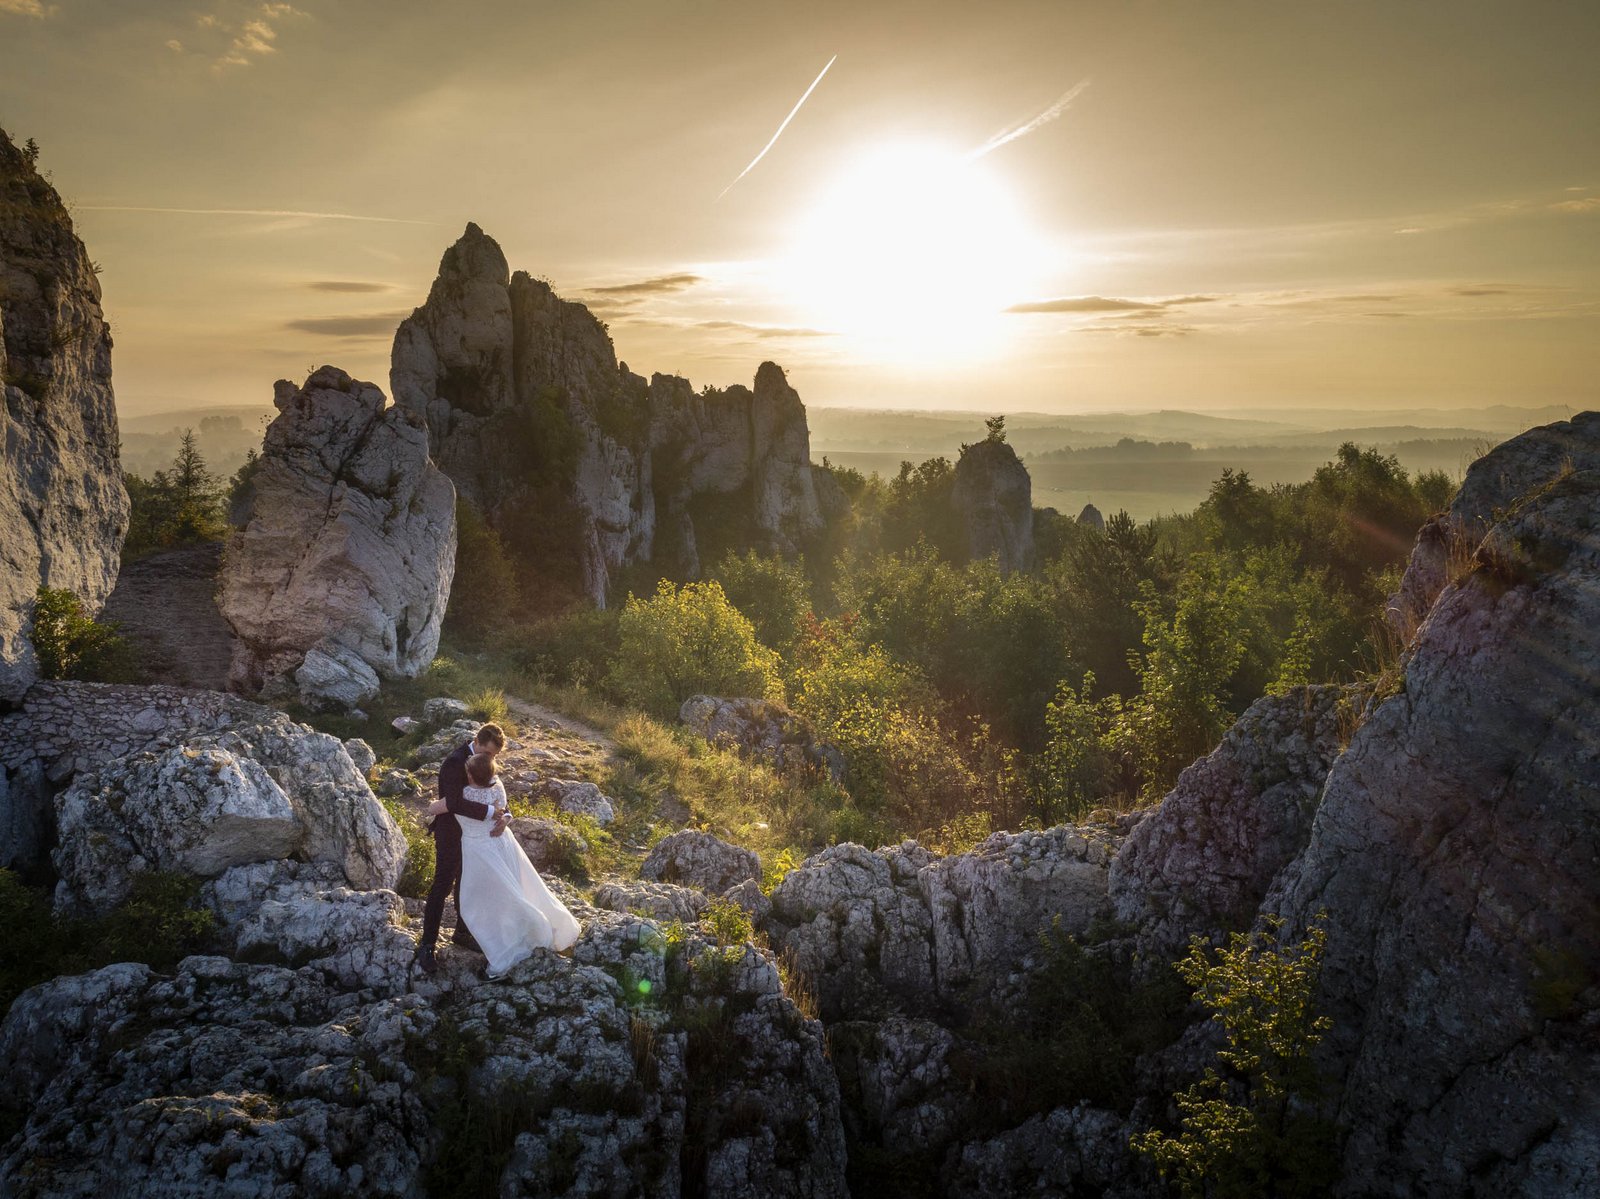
[3,0,1597,417]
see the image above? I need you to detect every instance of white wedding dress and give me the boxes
[457,780,581,975]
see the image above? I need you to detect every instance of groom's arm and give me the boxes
[439,748,491,821]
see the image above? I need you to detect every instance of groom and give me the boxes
[413,721,510,976]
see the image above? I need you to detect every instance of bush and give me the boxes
[608,580,783,718]
[29,587,138,681]
[1131,914,1338,1198]
[512,606,621,688]
[382,798,437,898]
[122,430,228,557]
[709,548,811,653]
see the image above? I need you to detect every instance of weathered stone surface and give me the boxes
[391,224,840,606]
[722,877,772,925]
[951,436,1034,573]
[0,756,48,872]
[52,715,404,913]
[679,694,844,782]
[342,737,377,775]
[508,815,589,878]
[422,695,470,726]
[1388,410,1600,634]
[219,365,456,707]
[948,1103,1148,1199]
[641,829,759,894]
[0,127,129,702]
[1109,685,1350,962]
[594,878,708,923]
[1271,468,1600,1196]
[830,1015,973,1155]
[1077,502,1106,531]
[544,777,616,825]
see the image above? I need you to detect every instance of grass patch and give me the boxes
[380,796,436,898]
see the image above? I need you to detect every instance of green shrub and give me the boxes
[444,500,520,637]
[1131,914,1339,1198]
[709,548,811,652]
[608,580,783,718]
[29,586,138,681]
[382,798,436,898]
[512,606,621,688]
[465,685,508,723]
[701,896,754,947]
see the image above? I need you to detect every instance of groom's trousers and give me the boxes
[421,826,473,951]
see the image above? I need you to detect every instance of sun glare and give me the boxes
[780,141,1043,364]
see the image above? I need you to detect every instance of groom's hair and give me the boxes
[466,752,495,787]
[474,723,506,751]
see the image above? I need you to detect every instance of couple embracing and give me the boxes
[412,722,581,978]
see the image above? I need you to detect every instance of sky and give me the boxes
[2,0,1597,418]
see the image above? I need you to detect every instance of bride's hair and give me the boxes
[466,752,496,787]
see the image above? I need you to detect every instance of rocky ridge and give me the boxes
[0,127,129,701]
[390,223,840,605]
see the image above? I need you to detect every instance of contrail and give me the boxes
[967,78,1090,160]
[718,54,838,200]
[76,205,434,225]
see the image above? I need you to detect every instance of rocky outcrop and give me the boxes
[951,437,1034,573]
[52,714,405,914]
[1,899,849,1198]
[390,223,839,605]
[218,366,456,708]
[640,829,760,895]
[0,128,129,701]
[1109,685,1350,962]
[1387,410,1600,634]
[1269,466,1600,1196]
[679,694,844,782]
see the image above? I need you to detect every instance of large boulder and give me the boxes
[391,223,839,606]
[0,127,129,701]
[951,436,1034,573]
[1109,684,1350,962]
[1270,466,1600,1195]
[52,715,405,914]
[640,829,760,895]
[218,366,456,708]
[1387,410,1600,634]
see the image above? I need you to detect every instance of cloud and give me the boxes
[305,280,395,293]
[969,78,1091,160]
[1007,294,1217,315]
[0,0,49,16]
[203,2,306,71]
[166,38,184,51]
[77,205,431,225]
[1452,286,1511,297]
[1551,196,1600,214]
[696,320,832,339]
[285,310,409,337]
[1079,324,1194,338]
[587,273,703,296]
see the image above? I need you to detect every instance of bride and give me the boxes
[457,751,581,977]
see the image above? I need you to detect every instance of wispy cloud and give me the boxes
[1551,195,1600,214]
[587,273,703,296]
[0,0,50,17]
[1008,294,1216,315]
[77,205,432,225]
[306,280,395,293]
[697,320,832,339]
[185,2,307,72]
[969,79,1091,160]
[1079,323,1193,338]
[285,310,410,337]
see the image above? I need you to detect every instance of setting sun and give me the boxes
[780,140,1045,364]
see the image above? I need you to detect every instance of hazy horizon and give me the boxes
[3,0,1596,418]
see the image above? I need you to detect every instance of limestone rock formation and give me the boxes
[218,366,456,708]
[1109,684,1350,962]
[1270,465,1600,1196]
[0,128,129,701]
[640,829,760,895]
[52,714,405,914]
[679,694,844,782]
[1387,410,1600,634]
[390,223,839,605]
[951,437,1034,573]
[1077,502,1106,531]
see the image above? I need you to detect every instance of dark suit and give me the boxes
[420,740,492,952]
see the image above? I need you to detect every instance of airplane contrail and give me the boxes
[718,54,838,200]
[76,205,435,225]
[967,78,1091,160]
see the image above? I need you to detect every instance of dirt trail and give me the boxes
[102,542,236,691]
[504,695,616,754]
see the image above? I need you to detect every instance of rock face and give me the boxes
[679,694,844,782]
[390,223,838,605]
[52,714,406,914]
[1109,685,1350,962]
[1387,410,1600,634]
[218,366,456,708]
[1270,465,1600,1196]
[640,829,761,895]
[0,128,129,701]
[1076,502,1106,532]
[950,437,1034,573]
